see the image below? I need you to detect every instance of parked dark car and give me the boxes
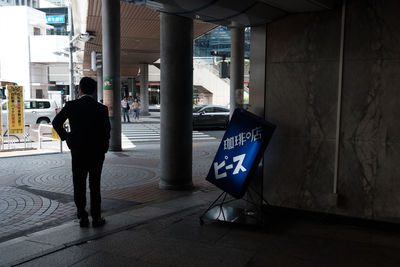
[193,105,230,129]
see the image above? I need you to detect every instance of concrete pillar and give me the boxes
[97,68,103,102]
[102,0,121,151]
[248,25,268,209]
[139,64,150,116]
[159,13,193,190]
[249,26,267,118]
[229,25,245,116]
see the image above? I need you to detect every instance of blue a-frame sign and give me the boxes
[206,108,276,199]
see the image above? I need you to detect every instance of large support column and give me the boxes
[249,26,266,118]
[248,25,267,209]
[229,25,245,116]
[102,0,121,151]
[159,13,193,190]
[139,64,150,116]
[97,68,103,102]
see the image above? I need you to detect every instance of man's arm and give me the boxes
[52,103,70,141]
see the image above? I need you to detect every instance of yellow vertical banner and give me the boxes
[51,127,60,140]
[7,86,24,134]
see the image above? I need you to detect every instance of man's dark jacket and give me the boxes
[52,96,111,153]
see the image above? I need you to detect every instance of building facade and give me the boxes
[194,26,251,58]
[0,0,39,7]
[0,3,69,105]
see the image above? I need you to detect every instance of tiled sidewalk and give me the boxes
[0,140,219,243]
[2,187,400,266]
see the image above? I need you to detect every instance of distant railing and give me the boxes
[36,124,62,152]
[0,124,63,156]
[0,127,31,151]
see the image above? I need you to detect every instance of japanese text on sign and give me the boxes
[214,154,247,179]
[7,86,24,134]
[223,126,262,151]
[46,15,65,24]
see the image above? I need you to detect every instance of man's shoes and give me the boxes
[92,217,106,227]
[79,217,90,227]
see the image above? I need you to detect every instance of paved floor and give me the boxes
[2,187,400,266]
[0,112,223,243]
[1,114,400,266]
[0,140,219,243]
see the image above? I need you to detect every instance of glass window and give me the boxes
[24,101,31,109]
[36,89,43,99]
[204,107,215,113]
[193,106,205,112]
[30,101,37,109]
[214,107,229,112]
[37,101,50,109]
[33,27,41,35]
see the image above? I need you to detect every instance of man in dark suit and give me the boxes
[53,77,111,227]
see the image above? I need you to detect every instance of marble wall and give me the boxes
[262,0,400,222]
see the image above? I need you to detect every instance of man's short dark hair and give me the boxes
[79,77,97,94]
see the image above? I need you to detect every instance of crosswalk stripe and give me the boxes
[123,134,211,138]
[121,134,136,149]
[123,132,208,135]
[121,124,216,144]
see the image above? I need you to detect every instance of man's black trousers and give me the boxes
[71,151,105,220]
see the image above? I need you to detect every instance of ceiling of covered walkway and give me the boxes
[72,0,217,78]
[72,0,341,78]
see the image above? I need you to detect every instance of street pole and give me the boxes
[68,1,74,101]
[139,63,150,116]
[69,44,74,101]
[97,68,103,101]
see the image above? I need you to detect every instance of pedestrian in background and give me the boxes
[121,96,130,123]
[132,98,141,122]
[52,77,111,228]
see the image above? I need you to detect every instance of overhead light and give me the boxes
[78,32,95,42]
[70,32,95,44]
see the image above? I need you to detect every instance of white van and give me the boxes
[1,99,59,125]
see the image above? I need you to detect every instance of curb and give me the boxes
[0,189,219,266]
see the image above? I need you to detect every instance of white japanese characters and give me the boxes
[214,154,247,180]
[223,126,262,150]
[213,126,263,180]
